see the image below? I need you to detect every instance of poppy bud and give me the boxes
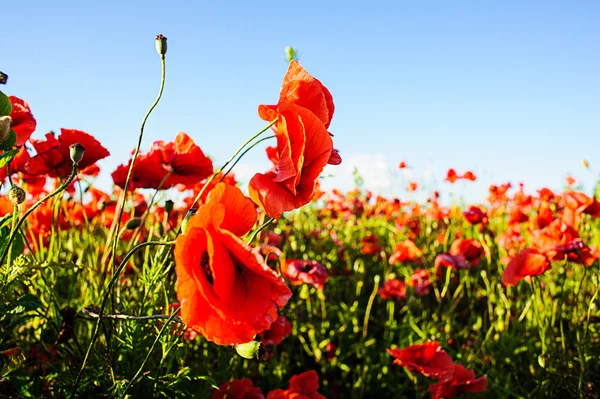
[164,199,174,214]
[125,217,142,230]
[181,208,197,235]
[0,116,11,144]
[582,159,589,169]
[8,186,26,205]
[69,143,85,165]
[155,34,168,56]
[284,46,297,62]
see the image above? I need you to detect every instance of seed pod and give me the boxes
[69,143,86,164]
[8,186,26,205]
[155,34,168,56]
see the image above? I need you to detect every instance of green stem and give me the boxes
[246,217,274,245]
[220,135,276,181]
[0,164,78,266]
[105,53,166,266]
[70,240,175,397]
[184,120,276,218]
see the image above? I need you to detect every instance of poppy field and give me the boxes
[1,36,600,399]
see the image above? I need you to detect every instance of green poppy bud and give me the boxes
[165,199,174,214]
[155,34,168,56]
[125,218,143,230]
[69,143,85,165]
[181,208,197,235]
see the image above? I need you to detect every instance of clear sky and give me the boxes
[4,0,600,203]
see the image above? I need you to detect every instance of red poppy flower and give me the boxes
[266,370,326,399]
[566,175,576,186]
[449,239,483,266]
[9,96,37,146]
[149,131,214,187]
[461,170,476,181]
[435,253,469,270]
[377,279,406,300]
[212,378,265,399]
[258,60,334,130]
[407,181,418,192]
[562,191,600,227]
[284,259,328,290]
[502,248,551,286]
[387,341,454,379]
[429,364,487,399]
[261,315,293,346]
[532,218,597,266]
[408,268,431,296]
[175,183,292,345]
[360,233,382,255]
[398,161,407,169]
[249,104,333,219]
[389,240,423,264]
[26,129,109,178]
[463,206,487,225]
[113,132,213,190]
[445,169,459,183]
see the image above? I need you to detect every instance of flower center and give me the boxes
[200,251,213,285]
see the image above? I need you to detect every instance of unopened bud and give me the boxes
[155,34,168,56]
[69,143,85,164]
[0,115,11,143]
[165,199,174,214]
[181,208,197,235]
[582,159,589,169]
[125,217,143,230]
[8,186,26,205]
[284,46,296,62]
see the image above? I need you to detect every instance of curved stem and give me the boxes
[105,54,167,265]
[70,240,174,397]
[246,217,274,245]
[0,164,78,266]
[184,119,276,216]
[220,135,275,181]
[119,307,181,399]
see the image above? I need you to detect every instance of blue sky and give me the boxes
[4,0,600,203]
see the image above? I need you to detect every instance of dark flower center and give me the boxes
[296,261,314,273]
[200,251,213,285]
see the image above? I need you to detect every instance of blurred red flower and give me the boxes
[267,370,326,399]
[261,315,293,346]
[502,248,551,286]
[284,259,329,291]
[212,378,265,399]
[377,279,406,300]
[9,96,37,146]
[387,341,454,379]
[429,364,487,399]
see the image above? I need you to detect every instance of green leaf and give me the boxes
[234,341,263,360]
[0,129,16,150]
[0,149,18,169]
[0,90,11,117]
[7,294,42,315]
[0,222,24,265]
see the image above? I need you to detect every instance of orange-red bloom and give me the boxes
[462,170,476,181]
[212,378,265,399]
[377,279,406,300]
[266,370,326,399]
[9,96,37,146]
[408,268,431,296]
[284,260,329,290]
[445,169,459,183]
[250,104,333,219]
[389,240,423,264]
[502,248,551,286]
[449,239,483,266]
[387,341,454,379]
[463,206,487,225]
[112,132,213,190]
[26,129,109,178]
[261,315,293,346]
[429,364,487,399]
[175,183,292,345]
